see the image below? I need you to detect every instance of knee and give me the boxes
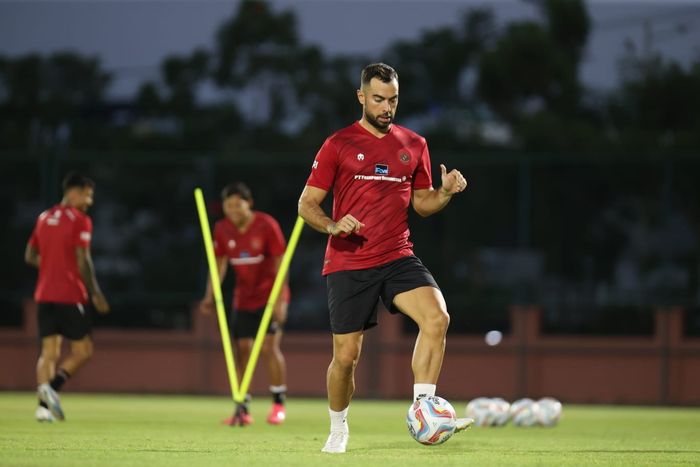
[421,309,450,337]
[41,350,60,364]
[238,340,253,357]
[261,339,276,357]
[333,348,360,373]
[74,344,93,362]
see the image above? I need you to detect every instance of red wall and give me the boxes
[2,302,699,405]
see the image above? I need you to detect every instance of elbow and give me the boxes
[297,197,309,221]
[412,205,430,218]
[24,249,37,267]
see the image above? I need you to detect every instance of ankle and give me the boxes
[329,406,349,433]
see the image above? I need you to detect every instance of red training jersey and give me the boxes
[28,204,93,304]
[213,211,290,311]
[306,122,433,275]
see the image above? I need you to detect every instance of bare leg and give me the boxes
[321,332,362,452]
[262,331,286,387]
[37,336,62,385]
[236,338,253,384]
[60,337,94,376]
[327,331,363,411]
[393,286,450,384]
[36,335,69,421]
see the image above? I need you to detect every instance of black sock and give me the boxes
[50,368,70,392]
[241,393,252,413]
[38,399,48,409]
[270,386,286,405]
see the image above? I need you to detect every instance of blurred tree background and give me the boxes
[3,0,699,152]
[1,0,699,336]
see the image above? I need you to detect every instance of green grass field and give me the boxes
[1,393,698,466]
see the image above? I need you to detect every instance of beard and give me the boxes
[365,109,393,132]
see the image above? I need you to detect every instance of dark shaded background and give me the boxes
[1,0,699,337]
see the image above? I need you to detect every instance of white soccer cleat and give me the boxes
[35,405,55,422]
[38,383,65,421]
[454,417,475,433]
[321,431,349,453]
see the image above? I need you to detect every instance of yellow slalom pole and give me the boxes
[238,215,305,398]
[194,188,241,403]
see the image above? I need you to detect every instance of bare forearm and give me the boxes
[298,199,334,234]
[414,188,453,217]
[204,256,228,298]
[78,254,102,296]
[273,256,289,293]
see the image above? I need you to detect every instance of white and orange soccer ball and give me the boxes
[536,397,563,426]
[510,398,540,427]
[489,397,512,426]
[466,397,494,426]
[406,396,457,445]
[466,397,511,427]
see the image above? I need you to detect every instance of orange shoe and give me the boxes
[222,414,237,426]
[222,411,254,426]
[240,411,254,425]
[267,403,286,425]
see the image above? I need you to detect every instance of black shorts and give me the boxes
[326,255,440,334]
[230,307,280,339]
[37,302,92,340]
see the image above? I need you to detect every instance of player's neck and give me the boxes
[60,197,76,209]
[232,212,255,232]
[358,118,390,139]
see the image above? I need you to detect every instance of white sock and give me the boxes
[329,406,349,433]
[414,383,436,401]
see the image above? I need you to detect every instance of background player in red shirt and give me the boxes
[25,172,110,422]
[298,63,469,453]
[199,182,290,426]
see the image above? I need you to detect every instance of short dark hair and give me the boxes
[62,172,95,193]
[361,63,398,87]
[221,182,252,202]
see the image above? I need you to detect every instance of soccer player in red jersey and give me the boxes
[298,63,471,453]
[25,172,110,422]
[199,182,290,426]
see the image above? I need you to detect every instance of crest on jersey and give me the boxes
[251,237,263,250]
[357,153,365,161]
[228,239,236,249]
[375,164,389,175]
[399,152,411,165]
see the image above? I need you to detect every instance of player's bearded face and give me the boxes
[364,107,393,131]
[362,78,398,132]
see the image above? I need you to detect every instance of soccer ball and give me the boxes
[536,397,562,427]
[510,398,540,427]
[466,397,493,426]
[466,397,511,427]
[489,397,511,427]
[406,396,457,445]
